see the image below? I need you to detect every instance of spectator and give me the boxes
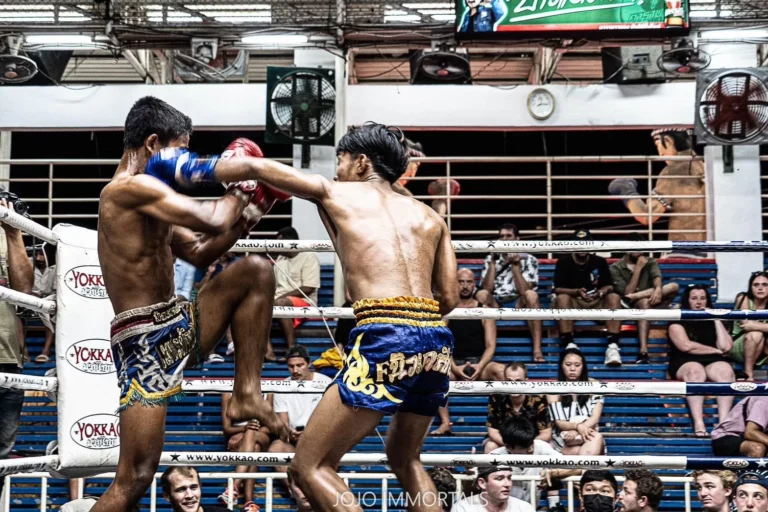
[161,466,229,512]
[428,467,457,512]
[174,258,201,302]
[489,416,576,511]
[287,471,312,512]
[393,139,461,218]
[484,362,552,453]
[29,248,56,363]
[711,396,768,457]
[451,466,535,512]
[271,227,321,352]
[0,199,34,499]
[693,470,737,512]
[668,284,734,436]
[619,469,664,512]
[734,472,768,512]
[218,393,271,509]
[578,470,619,512]
[730,271,768,381]
[476,224,543,362]
[553,230,622,366]
[547,345,605,456]
[610,233,679,364]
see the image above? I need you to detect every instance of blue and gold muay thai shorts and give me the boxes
[334,296,454,416]
[110,298,201,411]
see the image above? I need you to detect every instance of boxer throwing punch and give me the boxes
[95,96,290,512]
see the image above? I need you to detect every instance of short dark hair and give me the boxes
[580,470,618,495]
[336,123,409,184]
[499,416,536,450]
[658,130,692,152]
[498,223,519,237]
[625,469,664,509]
[277,226,300,240]
[123,96,193,150]
[286,345,310,363]
[160,466,199,496]
[504,361,527,378]
[427,467,456,509]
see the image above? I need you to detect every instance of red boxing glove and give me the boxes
[428,178,461,197]
[222,137,264,160]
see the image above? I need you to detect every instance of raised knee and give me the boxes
[744,443,766,458]
[746,331,765,343]
[524,289,540,305]
[668,282,680,294]
[636,298,650,309]
[604,293,621,307]
[554,294,571,308]
[475,289,490,304]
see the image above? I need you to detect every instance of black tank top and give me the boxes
[449,303,486,361]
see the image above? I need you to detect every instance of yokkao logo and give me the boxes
[722,459,750,469]
[731,382,758,392]
[66,339,115,374]
[64,265,107,299]
[70,414,120,450]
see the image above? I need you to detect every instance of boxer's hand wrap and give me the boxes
[650,189,672,211]
[608,178,639,206]
[146,148,218,190]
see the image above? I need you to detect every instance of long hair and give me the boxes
[558,345,589,409]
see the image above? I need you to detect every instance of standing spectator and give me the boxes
[0,199,34,499]
[428,467,457,512]
[484,362,552,453]
[730,271,768,381]
[271,227,321,352]
[619,470,664,512]
[610,233,679,364]
[451,466,535,512]
[476,224,543,362]
[161,466,229,512]
[711,396,768,457]
[547,345,605,456]
[29,248,56,363]
[668,284,734,436]
[693,470,736,512]
[174,258,199,302]
[553,230,622,366]
[734,473,768,512]
[578,470,619,512]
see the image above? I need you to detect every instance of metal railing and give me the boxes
[1,154,706,242]
[4,471,694,512]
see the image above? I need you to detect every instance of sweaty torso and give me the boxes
[317,182,443,302]
[654,157,706,241]
[98,177,176,315]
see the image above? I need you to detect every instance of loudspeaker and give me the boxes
[601,46,665,84]
[409,50,472,85]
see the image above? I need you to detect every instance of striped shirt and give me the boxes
[548,393,603,451]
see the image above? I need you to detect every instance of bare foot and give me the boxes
[533,352,546,363]
[430,423,453,436]
[227,393,290,442]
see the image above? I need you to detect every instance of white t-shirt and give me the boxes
[272,373,332,430]
[451,494,535,512]
[489,440,558,502]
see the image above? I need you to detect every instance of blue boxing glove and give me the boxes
[608,178,639,206]
[145,147,219,191]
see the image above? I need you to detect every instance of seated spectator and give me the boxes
[553,230,622,366]
[269,227,321,355]
[161,466,229,512]
[578,470,618,512]
[28,248,56,362]
[219,393,271,508]
[734,472,768,512]
[433,267,503,435]
[619,469,664,512]
[693,470,737,512]
[450,466,535,512]
[428,467,458,512]
[547,345,604,456]
[668,284,734,436]
[287,471,312,512]
[711,396,768,457]
[610,233,679,364]
[730,271,768,380]
[489,416,576,511]
[484,362,552,453]
[475,224,543,362]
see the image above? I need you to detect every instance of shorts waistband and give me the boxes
[352,296,445,328]
[110,298,185,345]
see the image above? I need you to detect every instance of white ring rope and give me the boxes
[0,372,57,392]
[0,207,58,245]
[0,287,56,314]
[0,455,59,477]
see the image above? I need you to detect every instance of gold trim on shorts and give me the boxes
[119,378,183,408]
[352,296,445,327]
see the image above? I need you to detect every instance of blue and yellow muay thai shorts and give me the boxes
[110,298,202,411]
[334,296,454,416]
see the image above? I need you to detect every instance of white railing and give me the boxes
[4,471,694,512]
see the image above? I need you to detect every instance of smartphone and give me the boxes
[464,366,476,377]
[296,425,305,432]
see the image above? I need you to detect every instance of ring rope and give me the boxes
[0,207,58,245]
[0,455,59,477]
[0,287,56,314]
[0,372,57,392]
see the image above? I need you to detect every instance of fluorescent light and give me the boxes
[241,34,307,44]
[186,4,270,9]
[700,28,768,40]
[201,11,270,17]
[403,2,453,7]
[431,14,456,20]
[25,34,92,44]
[384,14,422,21]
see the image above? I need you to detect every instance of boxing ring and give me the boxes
[1,205,768,510]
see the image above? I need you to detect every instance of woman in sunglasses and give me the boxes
[730,271,768,381]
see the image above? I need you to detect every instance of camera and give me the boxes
[0,191,28,217]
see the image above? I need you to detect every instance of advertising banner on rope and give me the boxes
[54,224,120,477]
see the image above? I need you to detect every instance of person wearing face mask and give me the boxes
[618,470,663,512]
[451,466,535,512]
[578,470,618,512]
[730,271,768,381]
[162,466,230,512]
[609,233,679,364]
[668,285,735,436]
[692,470,736,512]
[734,472,768,512]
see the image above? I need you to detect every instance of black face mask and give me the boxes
[582,494,615,512]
